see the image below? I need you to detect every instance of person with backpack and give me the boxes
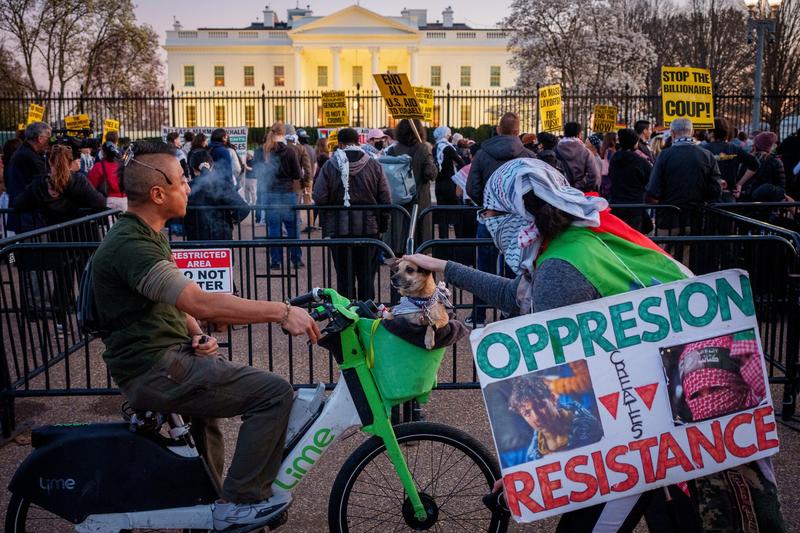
[383,119,437,245]
[88,141,127,211]
[313,128,391,301]
[556,122,602,192]
[737,131,785,200]
[433,126,467,240]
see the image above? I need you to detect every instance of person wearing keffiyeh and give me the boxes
[432,126,467,241]
[403,156,784,532]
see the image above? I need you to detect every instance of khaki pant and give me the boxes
[119,345,293,503]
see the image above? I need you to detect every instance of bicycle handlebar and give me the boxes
[289,288,325,307]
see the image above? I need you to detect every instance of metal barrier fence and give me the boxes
[0,209,119,244]
[169,204,412,254]
[2,88,798,139]
[710,202,800,235]
[0,238,399,437]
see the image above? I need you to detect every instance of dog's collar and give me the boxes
[406,283,453,311]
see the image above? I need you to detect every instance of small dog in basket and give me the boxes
[384,257,459,349]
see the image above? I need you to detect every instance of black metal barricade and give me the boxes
[168,204,412,254]
[709,202,800,238]
[0,238,394,437]
[0,208,119,247]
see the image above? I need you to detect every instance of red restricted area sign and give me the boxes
[172,249,233,293]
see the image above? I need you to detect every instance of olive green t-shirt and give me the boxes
[92,213,189,385]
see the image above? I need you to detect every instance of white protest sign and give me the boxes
[162,126,248,160]
[172,249,233,293]
[471,269,778,523]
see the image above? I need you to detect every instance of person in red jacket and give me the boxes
[87,141,127,211]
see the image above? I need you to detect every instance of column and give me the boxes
[331,46,342,90]
[408,47,419,85]
[293,47,303,90]
[369,46,380,88]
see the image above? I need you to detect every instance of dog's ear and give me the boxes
[384,257,400,268]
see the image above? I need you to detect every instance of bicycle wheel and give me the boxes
[4,493,200,533]
[328,421,509,533]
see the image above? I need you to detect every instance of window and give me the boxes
[245,105,255,128]
[183,65,195,87]
[460,104,471,128]
[352,65,363,88]
[244,66,255,87]
[185,105,197,127]
[430,66,441,87]
[274,105,285,123]
[387,65,398,74]
[317,66,328,87]
[274,65,285,87]
[215,105,225,127]
[490,66,501,87]
[460,66,471,87]
[214,65,225,87]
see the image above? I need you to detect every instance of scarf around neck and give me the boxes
[332,145,366,207]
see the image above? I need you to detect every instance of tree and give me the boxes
[504,0,656,93]
[0,42,27,91]
[0,0,162,96]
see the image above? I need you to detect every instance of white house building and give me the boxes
[165,5,513,92]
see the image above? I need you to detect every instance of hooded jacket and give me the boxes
[466,135,535,205]
[253,142,302,195]
[313,149,391,237]
[14,172,106,226]
[556,137,602,191]
[184,170,250,240]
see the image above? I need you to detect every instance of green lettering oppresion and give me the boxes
[678,282,718,327]
[547,317,579,364]
[609,301,641,349]
[476,332,521,378]
[639,296,670,343]
[576,311,616,357]
[515,323,549,371]
[717,275,755,320]
[664,289,683,333]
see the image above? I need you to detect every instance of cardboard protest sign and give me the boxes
[373,73,424,120]
[318,127,371,151]
[26,104,44,125]
[661,66,715,130]
[592,105,618,133]
[321,91,349,127]
[538,85,563,132]
[172,249,233,293]
[161,126,248,160]
[471,269,778,523]
[412,86,434,123]
[64,114,91,132]
[102,119,120,143]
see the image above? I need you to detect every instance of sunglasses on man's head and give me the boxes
[121,146,173,185]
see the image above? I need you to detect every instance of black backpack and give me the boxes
[76,255,108,336]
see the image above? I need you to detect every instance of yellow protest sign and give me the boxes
[64,114,91,132]
[321,91,349,127]
[661,66,714,130]
[592,105,618,133]
[17,123,25,132]
[102,118,120,143]
[327,130,339,153]
[412,86,434,123]
[26,103,45,125]
[538,85,563,132]
[373,73,424,120]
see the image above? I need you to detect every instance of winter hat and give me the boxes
[588,133,603,151]
[367,128,386,140]
[296,128,309,138]
[451,133,464,144]
[753,131,777,153]
[284,124,297,136]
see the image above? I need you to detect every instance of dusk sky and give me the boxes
[134,0,510,45]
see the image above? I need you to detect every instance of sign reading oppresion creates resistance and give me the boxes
[373,73,424,120]
[470,269,778,523]
[172,249,233,293]
[661,66,715,130]
[538,85,563,133]
[592,105,618,133]
[321,91,349,127]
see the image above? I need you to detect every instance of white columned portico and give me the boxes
[293,47,304,89]
[331,46,342,89]
[408,47,418,84]
[369,46,380,88]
